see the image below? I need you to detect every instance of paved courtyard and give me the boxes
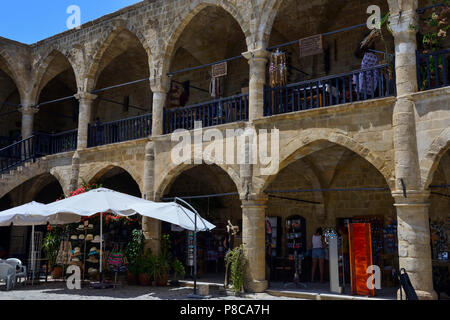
[0,282,302,300]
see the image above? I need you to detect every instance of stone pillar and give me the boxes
[75,92,97,150]
[69,151,81,192]
[19,105,38,139]
[393,191,437,300]
[242,48,269,121]
[150,77,169,137]
[389,4,437,299]
[241,196,268,292]
[142,141,161,255]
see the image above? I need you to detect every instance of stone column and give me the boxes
[242,48,269,121]
[69,151,81,192]
[389,3,437,299]
[19,105,38,139]
[142,141,161,255]
[241,196,268,292]
[75,92,97,150]
[393,191,437,300]
[150,77,169,137]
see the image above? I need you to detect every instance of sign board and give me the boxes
[212,62,227,78]
[299,34,323,57]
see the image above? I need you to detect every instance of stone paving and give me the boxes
[0,282,302,300]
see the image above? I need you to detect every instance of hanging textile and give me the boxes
[56,240,72,265]
[269,49,288,88]
[209,76,221,99]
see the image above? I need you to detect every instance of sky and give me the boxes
[0,0,142,44]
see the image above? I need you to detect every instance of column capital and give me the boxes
[389,8,418,37]
[392,190,430,206]
[241,194,269,207]
[150,75,170,93]
[74,91,97,102]
[242,48,270,61]
[18,105,39,115]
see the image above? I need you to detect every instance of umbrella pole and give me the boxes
[31,224,35,285]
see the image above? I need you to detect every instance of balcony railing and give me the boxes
[88,113,152,148]
[163,93,249,134]
[34,129,78,155]
[264,64,396,116]
[0,136,36,174]
[0,136,17,149]
[417,48,450,91]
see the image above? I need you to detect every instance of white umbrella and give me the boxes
[0,202,80,284]
[129,201,215,232]
[43,188,215,284]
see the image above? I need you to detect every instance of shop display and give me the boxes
[266,217,281,257]
[269,49,288,88]
[348,223,374,296]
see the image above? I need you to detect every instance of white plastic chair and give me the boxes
[6,258,27,286]
[0,263,16,291]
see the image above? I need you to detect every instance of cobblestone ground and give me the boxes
[0,282,302,300]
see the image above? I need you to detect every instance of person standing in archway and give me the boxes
[310,227,326,283]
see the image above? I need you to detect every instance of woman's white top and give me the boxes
[312,235,323,249]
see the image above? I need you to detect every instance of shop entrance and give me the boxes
[263,142,398,297]
[162,164,241,284]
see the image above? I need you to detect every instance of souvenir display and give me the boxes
[269,49,288,88]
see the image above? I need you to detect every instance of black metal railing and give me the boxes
[163,93,249,134]
[417,48,450,91]
[0,136,17,149]
[0,136,36,174]
[88,113,152,147]
[34,129,78,155]
[264,64,396,116]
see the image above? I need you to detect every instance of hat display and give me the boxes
[86,234,94,241]
[86,256,99,263]
[92,235,101,243]
[79,235,85,240]
[71,247,81,256]
[88,268,98,274]
[70,235,78,240]
[71,257,80,262]
[76,224,85,231]
[88,247,99,256]
[87,224,94,230]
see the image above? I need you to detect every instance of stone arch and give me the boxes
[31,48,80,105]
[83,163,143,195]
[158,0,250,76]
[155,161,242,201]
[421,127,450,189]
[0,48,27,103]
[255,128,393,195]
[0,161,67,202]
[85,20,151,92]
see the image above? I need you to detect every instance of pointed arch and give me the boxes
[85,21,151,92]
[158,0,250,77]
[421,127,450,189]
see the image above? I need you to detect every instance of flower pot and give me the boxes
[51,266,63,279]
[156,274,169,286]
[127,272,137,285]
[138,273,151,286]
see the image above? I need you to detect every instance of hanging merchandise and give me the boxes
[209,76,221,99]
[269,49,288,88]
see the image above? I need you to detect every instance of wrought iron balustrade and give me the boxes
[88,113,152,147]
[417,48,450,91]
[163,93,249,134]
[0,136,36,174]
[264,64,396,116]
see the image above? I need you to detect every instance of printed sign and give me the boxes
[212,62,227,78]
[299,34,323,57]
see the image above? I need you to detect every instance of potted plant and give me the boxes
[43,226,62,279]
[155,255,171,286]
[136,254,154,286]
[225,245,246,296]
[171,258,186,285]
[125,229,145,285]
